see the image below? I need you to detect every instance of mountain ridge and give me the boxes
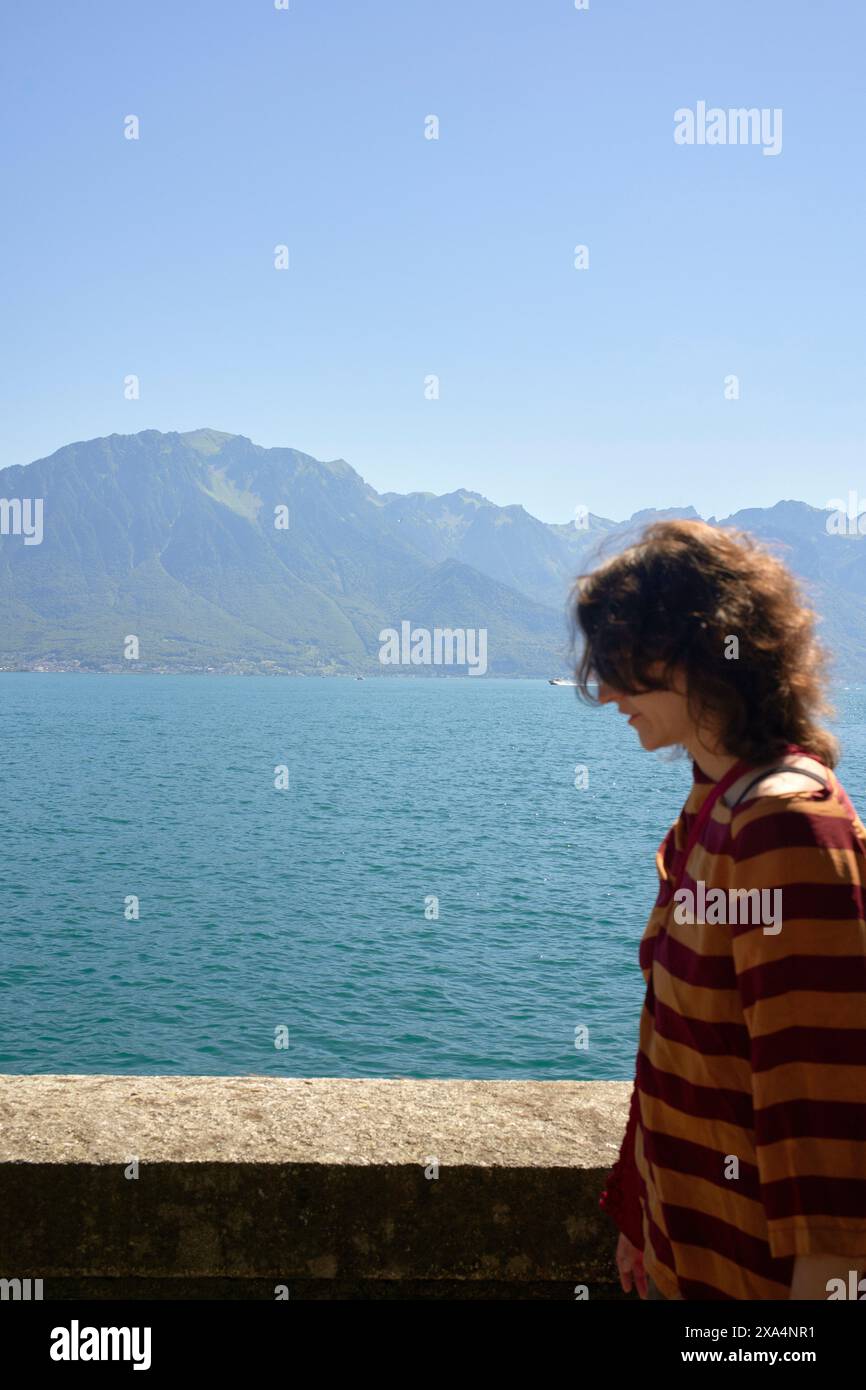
[1,428,864,678]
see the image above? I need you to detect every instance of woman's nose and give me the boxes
[598,682,617,705]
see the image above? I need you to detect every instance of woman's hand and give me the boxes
[616,1230,648,1298]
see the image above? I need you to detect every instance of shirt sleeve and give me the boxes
[729,793,866,1260]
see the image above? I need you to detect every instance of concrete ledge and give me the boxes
[0,1076,631,1299]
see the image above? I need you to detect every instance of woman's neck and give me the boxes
[686,736,742,783]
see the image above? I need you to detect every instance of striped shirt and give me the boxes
[626,756,866,1300]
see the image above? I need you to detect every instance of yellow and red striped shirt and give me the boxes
[608,757,866,1300]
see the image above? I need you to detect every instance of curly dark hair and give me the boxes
[571,519,838,767]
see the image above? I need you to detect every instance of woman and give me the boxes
[572,519,866,1300]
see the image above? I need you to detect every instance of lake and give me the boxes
[2,674,864,1078]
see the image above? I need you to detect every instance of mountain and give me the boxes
[0,429,864,678]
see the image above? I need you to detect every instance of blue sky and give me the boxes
[1,0,863,523]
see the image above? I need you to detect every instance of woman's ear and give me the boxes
[667,663,689,695]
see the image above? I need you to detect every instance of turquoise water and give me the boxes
[2,675,864,1078]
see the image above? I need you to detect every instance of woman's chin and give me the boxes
[636,726,662,750]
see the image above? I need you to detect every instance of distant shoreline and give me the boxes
[0,668,861,692]
[0,665,569,679]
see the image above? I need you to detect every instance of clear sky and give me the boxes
[1,0,863,523]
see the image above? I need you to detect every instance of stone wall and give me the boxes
[0,1076,632,1300]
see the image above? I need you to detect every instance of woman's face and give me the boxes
[597,667,693,752]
